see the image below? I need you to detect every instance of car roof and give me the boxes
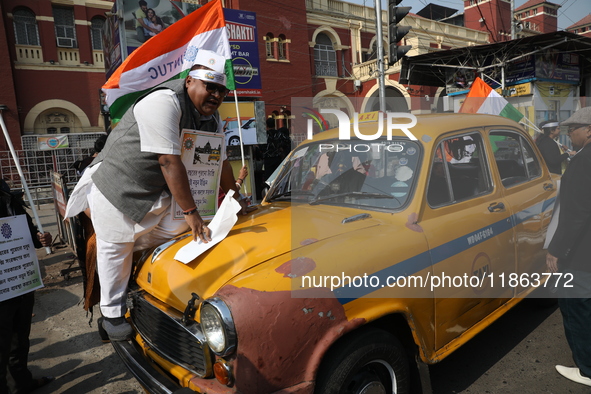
[308,113,525,142]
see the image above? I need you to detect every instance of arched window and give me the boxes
[314,33,337,76]
[91,17,105,50]
[364,40,377,62]
[278,34,287,60]
[13,8,39,46]
[265,33,274,59]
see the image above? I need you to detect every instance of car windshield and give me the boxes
[266,138,421,210]
[225,120,239,130]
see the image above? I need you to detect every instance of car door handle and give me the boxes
[488,202,505,212]
[543,183,554,191]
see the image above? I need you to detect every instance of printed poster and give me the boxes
[0,215,44,302]
[171,129,224,221]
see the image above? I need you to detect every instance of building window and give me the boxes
[364,40,377,62]
[278,34,286,60]
[314,33,337,77]
[278,34,290,60]
[53,7,77,48]
[13,8,39,46]
[265,33,274,59]
[91,17,104,50]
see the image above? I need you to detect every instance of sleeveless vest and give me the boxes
[92,79,219,223]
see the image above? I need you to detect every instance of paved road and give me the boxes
[26,204,589,393]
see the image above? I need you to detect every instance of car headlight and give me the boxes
[200,298,237,356]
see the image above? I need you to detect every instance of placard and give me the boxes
[171,129,224,220]
[0,215,44,302]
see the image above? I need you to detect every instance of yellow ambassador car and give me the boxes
[113,113,558,394]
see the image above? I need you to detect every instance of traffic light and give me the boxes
[388,0,412,66]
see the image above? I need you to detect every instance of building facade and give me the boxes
[1,0,111,150]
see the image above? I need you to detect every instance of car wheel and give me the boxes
[315,328,410,394]
[228,136,240,146]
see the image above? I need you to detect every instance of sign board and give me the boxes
[103,1,123,80]
[218,102,265,146]
[51,172,68,218]
[119,0,200,58]
[224,8,262,97]
[105,2,262,98]
[495,82,532,97]
[0,215,44,302]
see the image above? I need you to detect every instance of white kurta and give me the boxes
[65,89,223,317]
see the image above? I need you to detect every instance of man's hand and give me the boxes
[184,212,212,243]
[37,232,52,247]
[546,252,559,273]
[237,197,257,215]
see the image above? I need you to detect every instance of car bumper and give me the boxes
[111,340,196,394]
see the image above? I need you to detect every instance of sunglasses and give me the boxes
[200,80,228,96]
[567,125,588,134]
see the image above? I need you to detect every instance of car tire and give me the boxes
[228,136,240,146]
[315,327,410,394]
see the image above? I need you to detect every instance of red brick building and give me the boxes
[567,14,591,39]
[514,0,560,37]
[0,0,111,151]
[464,0,513,42]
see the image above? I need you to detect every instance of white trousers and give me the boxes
[88,182,189,318]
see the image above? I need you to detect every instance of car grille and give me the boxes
[129,291,212,377]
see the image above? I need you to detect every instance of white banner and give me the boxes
[0,215,44,301]
[38,135,69,150]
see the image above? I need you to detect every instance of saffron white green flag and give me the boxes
[458,77,523,122]
[102,0,234,123]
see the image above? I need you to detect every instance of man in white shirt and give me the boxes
[66,50,248,341]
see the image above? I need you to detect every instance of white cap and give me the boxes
[192,49,226,74]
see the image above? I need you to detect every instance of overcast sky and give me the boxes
[351,0,590,31]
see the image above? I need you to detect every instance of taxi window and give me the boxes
[489,131,541,187]
[266,138,421,210]
[427,132,492,207]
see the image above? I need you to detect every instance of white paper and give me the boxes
[174,189,242,264]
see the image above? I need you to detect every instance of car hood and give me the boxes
[135,203,382,311]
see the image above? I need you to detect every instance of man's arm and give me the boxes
[158,154,211,243]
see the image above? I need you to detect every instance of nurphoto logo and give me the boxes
[306,109,418,141]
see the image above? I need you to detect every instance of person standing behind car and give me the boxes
[72,134,108,176]
[264,119,291,180]
[0,180,53,394]
[536,120,574,174]
[546,106,591,387]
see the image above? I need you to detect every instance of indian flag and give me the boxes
[102,0,234,123]
[458,77,523,122]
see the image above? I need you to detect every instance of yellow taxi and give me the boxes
[113,113,558,393]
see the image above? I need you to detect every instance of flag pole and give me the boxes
[233,91,245,167]
[0,108,52,255]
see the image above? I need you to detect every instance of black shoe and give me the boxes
[102,316,132,341]
[97,317,110,343]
